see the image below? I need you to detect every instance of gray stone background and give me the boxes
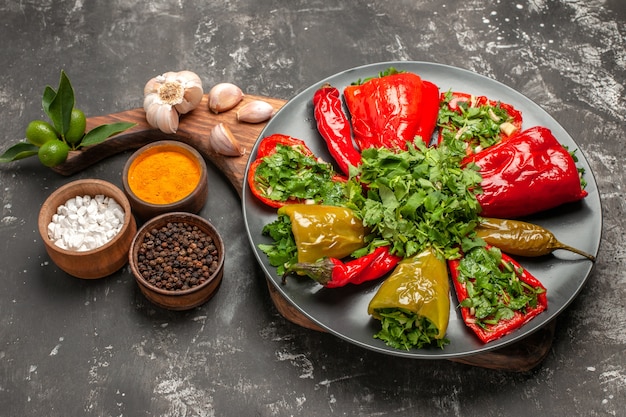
[0,1,624,416]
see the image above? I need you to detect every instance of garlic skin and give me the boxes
[208,83,244,114]
[236,100,275,123]
[208,123,244,156]
[143,70,204,134]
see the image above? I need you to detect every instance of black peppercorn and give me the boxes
[137,221,219,292]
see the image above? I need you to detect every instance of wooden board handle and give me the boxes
[51,93,287,198]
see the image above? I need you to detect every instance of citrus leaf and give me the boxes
[48,70,75,137]
[42,85,56,116]
[79,122,136,148]
[0,142,39,162]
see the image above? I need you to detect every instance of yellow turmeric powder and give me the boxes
[128,149,201,205]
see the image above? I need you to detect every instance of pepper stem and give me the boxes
[282,258,336,286]
[556,243,596,262]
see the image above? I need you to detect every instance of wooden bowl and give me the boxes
[38,179,137,279]
[129,212,224,310]
[122,140,209,221]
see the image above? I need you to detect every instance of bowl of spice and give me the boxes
[38,179,137,279]
[122,140,208,220]
[129,212,224,310]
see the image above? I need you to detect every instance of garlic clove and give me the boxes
[144,94,179,134]
[172,71,204,114]
[208,123,244,156]
[236,100,276,123]
[208,83,244,114]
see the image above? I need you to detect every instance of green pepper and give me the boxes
[367,248,450,350]
[277,204,367,264]
[475,217,596,261]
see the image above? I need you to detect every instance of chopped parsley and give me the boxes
[259,214,297,276]
[437,90,514,155]
[373,308,449,350]
[253,143,346,206]
[346,139,483,259]
[455,246,545,329]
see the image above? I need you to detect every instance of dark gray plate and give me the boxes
[242,61,601,359]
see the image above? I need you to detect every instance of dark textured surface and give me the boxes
[0,1,624,416]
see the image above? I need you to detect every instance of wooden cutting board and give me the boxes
[52,93,555,372]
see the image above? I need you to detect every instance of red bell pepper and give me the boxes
[448,246,548,344]
[437,91,523,152]
[414,80,440,145]
[247,134,345,208]
[463,126,588,219]
[343,71,439,150]
[283,245,401,288]
[313,83,362,176]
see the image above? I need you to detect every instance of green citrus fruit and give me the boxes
[65,108,86,145]
[25,120,58,147]
[38,140,70,167]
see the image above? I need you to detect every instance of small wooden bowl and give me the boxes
[122,141,209,221]
[38,179,137,279]
[129,212,224,310]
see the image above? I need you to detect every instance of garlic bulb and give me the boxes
[236,100,275,123]
[208,83,244,114]
[208,123,244,156]
[143,70,204,134]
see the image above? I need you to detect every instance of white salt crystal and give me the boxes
[48,193,125,251]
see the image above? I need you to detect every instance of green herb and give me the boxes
[351,67,403,86]
[258,214,298,275]
[254,144,347,206]
[437,90,513,155]
[373,308,449,350]
[455,246,544,329]
[346,139,483,259]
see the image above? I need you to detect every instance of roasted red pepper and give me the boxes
[313,83,362,176]
[448,246,548,344]
[437,91,523,152]
[463,126,588,218]
[283,246,401,288]
[247,134,346,208]
[414,80,440,145]
[344,71,439,150]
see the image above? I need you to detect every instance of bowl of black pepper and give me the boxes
[129,212,224,310]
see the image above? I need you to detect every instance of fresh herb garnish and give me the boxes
[259,214,298,275]
[373,308,449,350]
[455,246,544,329]
[437,90,513,155]
[346,139,483,259]
[253,143,346,206]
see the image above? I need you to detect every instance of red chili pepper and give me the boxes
[448,247,548,343]
[344,72,439,150]
[463,126,588,218]
[313,83,362,176]
[282,246,401,288]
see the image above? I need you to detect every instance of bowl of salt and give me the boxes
[38,179,137,279]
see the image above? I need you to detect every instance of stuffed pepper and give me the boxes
[247,134,346,208]
[437,91,523,154]
[343,69,440,150]
[463,126,588,218]
[277,204,367,264]
[448,245,548,344]
[367,248,450,350]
